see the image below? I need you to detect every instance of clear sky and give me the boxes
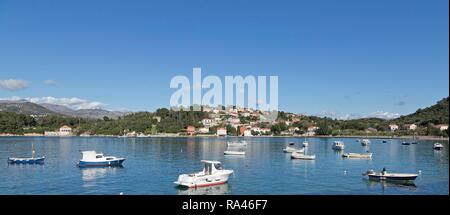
[0,0,448,119]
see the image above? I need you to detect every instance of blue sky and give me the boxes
[0,0,448,119]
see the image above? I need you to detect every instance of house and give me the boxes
[389,124,399,131]
[59,125,72,136]
[186,126,196,136]
[201,118,213,127]
[243,129,253,136]
[227,117,241,125]
[198,127,209,134]
[260,128,271,135]
[436,124,449,131]
[239,127,246,136]
[217,127,227,136]
[152,116,161,123]
[288,127,299,133]
[404,124,417,131]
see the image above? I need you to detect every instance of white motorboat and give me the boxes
[227,141,247,147]
[363,169,418,182]
[78,151,125,167]
[283,143,303,153]
[433,143,444,150]
[224,149,245,155]
[342,152,372,159]
[332,141,345,150]
[361,139,370,146]
[283,146,304,153]
[291,150,315,160]
[174,160,234,188]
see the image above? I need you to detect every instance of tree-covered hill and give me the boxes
[391,97,449,126]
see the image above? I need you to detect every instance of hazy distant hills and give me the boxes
[0,100,127,119]
[0,100,57,115]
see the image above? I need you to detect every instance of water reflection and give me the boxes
[363,178,417,191]
[80,166,121,181]
[177,183,231,195]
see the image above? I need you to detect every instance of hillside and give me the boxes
[0,100,56,115]
[40,103,126,119]
[391,97,449,126]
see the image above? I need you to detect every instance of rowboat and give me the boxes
[8,143,45,164]
[363,169,418,182]
[174,160,234,188]
[342,152,372,159]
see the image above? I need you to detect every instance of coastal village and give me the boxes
[1,104,448,139]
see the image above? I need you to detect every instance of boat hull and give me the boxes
[175,170,233,188]
[342,153,372,159]
[8,156,45,164]
[78,158,125,167]
[224,151,245,155]
[367,174,418,181]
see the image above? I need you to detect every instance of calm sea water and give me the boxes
[0,136,448,195]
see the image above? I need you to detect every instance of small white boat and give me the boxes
[291,150,315,160]
[332,141,345,150]
[283,146,304,153]
[174,160,234,188]
[78,151,125,167]
[433,143,444,150]
[224,150,245,155]
[361,139,370,146]
[342,152,372,159]
[227,141,247,147]
[363,169,418,182]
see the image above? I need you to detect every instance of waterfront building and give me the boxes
[59,125,72,136]
[186,126,196,136]
[389,124,399,131]
[436,124,449,131]
[404,124,417,131]
[217,127,227,136]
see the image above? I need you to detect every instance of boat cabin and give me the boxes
[201,160,223,175]
[81,151,104,161]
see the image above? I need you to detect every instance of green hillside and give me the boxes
[391,97,449,126]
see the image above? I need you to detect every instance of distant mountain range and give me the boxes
[0,100,127,119]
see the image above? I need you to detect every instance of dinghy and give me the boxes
[8,144,45,164]
[433,143,444,150]
[174,160,234,188]
[78,151,125,167]
[402,142,410,145]
[363,169,418,182]
[342,152,372,159]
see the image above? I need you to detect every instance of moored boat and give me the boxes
[283,146,304,153]
[174,160,233,188]
[224,149,245,155]
[433,143,444,150]
[78,151,125,167]
[227,141,247,147]
[291,150,315,160]
[342,152,372,159]
[361,139,370,146]
[363,169,418,182]
[8,143,45,164]
[332,141,345,150]
[402,142,410,145]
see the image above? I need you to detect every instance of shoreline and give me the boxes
[1,134,448,141]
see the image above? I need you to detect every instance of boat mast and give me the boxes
[32,143,35,158]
